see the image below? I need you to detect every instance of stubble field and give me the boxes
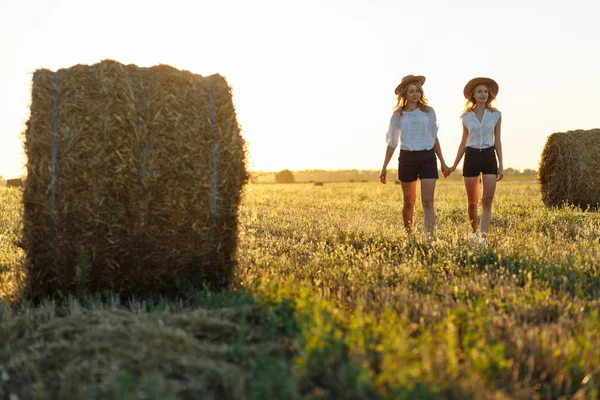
[1,176,599,399]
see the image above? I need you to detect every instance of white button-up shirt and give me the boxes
[461,109,501,149]
[386,108,438,151]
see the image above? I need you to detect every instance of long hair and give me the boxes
[463,84,498,113]
[393,82,430,116]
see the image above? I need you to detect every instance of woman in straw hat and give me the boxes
[449,77,504,244]
[380,75,450,237]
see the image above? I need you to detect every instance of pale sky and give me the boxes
[1,0,599,178]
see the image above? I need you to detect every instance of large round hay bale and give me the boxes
[538,129,600,209]
[23,60,247,301]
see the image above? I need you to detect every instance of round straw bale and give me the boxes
[23,60,247,301]
[538,129,600,210]
[6,178,24,188]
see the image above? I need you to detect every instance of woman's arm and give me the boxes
[494,115,503,181]
[380,146,396,184]
[433,138,450,177]
[381,114,400,184]
[451,123,469,171]
[428,108,449,177]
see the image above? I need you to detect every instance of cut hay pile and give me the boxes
[538,129,600,209]
[0,303,290,399]
[23,60,247,301]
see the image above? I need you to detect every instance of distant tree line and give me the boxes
[503,168,537,176]
[249,167,537,184]
[250,169,380,184]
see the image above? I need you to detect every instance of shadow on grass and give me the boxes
[0,286,303,400]
[0,285,448,400]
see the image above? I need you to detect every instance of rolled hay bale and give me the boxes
[538,129,600,209]
[23,60,247,301]
[6,178,24,188]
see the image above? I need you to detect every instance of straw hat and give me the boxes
[394,75,426,95]
[463,77,499,99]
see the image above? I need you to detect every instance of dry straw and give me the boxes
[1,307,285,398]
[538,129,600,210]
[23,60,247,301]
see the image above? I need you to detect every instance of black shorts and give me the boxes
[463,146,498,177]
[398,148,439,182]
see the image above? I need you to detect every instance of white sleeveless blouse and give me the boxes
[461,109,501,149]
[386,108,438,151]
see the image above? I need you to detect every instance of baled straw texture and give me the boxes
[0,307,287,399]
[538,129,600,209]
[23,60,247,301]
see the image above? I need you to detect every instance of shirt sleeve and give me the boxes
[428,108,439,140]
[386,113,400,148]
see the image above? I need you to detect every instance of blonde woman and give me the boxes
[449,77,504,244]
[380,75,449,237]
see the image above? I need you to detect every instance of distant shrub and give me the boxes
[275,169,295,184]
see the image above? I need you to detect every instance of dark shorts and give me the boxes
[398,148,438,182]
[463,146,498,177]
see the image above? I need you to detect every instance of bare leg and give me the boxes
[401,181,417,233]
[464,176,480,233]
[480,174,497,235]
[420,179,437,236]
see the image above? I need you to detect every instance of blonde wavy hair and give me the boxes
[463,84,498,113]
[393,82,431,116]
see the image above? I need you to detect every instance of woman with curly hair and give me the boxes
[380,75,450,237]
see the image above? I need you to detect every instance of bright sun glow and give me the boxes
[1,0,600,179]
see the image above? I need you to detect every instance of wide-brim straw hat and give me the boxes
[463,77,499,99]
[395,75,426,95]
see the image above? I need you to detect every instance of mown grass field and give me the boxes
[1,176,599,399]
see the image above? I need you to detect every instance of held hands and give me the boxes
[380,168,387,184]
[441,163,452,178]
[446,164,459,178]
